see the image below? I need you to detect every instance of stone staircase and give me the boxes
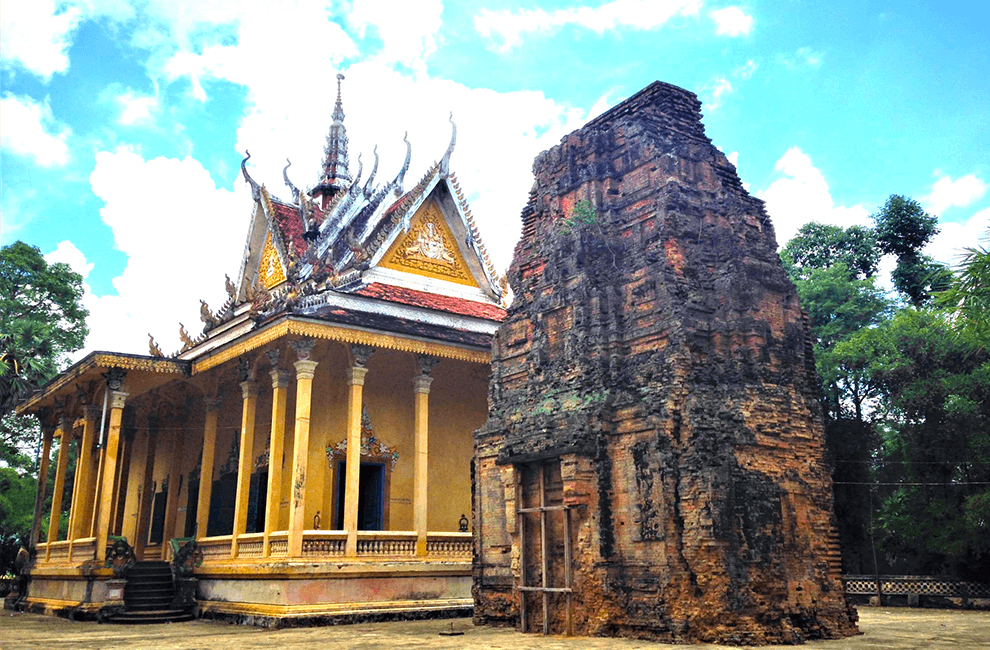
[110,561,194,624]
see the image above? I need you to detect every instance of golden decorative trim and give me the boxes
[192,318,490,373]
[258,231,287,290]
[380,200,476,287]
[198,597,473,618]
[91,354,188,374]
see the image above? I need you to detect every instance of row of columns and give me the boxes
[194,339,437,560]
[30,370,129,565]
[32,340,438,564]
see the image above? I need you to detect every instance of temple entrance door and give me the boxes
[333,461,386,530]
[516,460,573,635]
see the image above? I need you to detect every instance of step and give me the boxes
[108,609,196,625]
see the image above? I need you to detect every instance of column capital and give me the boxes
[271,368,293,389]
[412,374,434,395]
[81,404,102,420]
[109,390,129,410]
[204,395,222,412]
[416,354,441,376]
[347,365,369,387]
[294,358,319,381]
[104,368,127,391]
[290,337,317,361]
[240,380,260,400]
[56,415,72,434]
[350,343,375,367]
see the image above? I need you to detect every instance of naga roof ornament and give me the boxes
[439,113,456,179]
[241,151,262,202]
[283,158,300,203]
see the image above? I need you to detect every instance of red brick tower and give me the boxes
[473,81,858,644]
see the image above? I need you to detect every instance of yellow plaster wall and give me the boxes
[425,360,488,531]
[308,342,349,529]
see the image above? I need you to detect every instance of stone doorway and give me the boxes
[516,460,574,635]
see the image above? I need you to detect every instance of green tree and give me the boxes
[937,228,990,341]
[782,222,880,281]
[0,241,88,414]
[856,310,990,579]
[873,195,952,306]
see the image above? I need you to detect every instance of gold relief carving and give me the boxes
[380,201,475,286]
[191,318,490,374]
[259,232,286,290]
[93,355,188,374]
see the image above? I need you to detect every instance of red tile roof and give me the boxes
[353,282,506,322]
[269,200,308,259]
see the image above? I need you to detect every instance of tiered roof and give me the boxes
[162,78,506,360]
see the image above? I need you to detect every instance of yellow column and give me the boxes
[196,397,220,540]
[96,387,128,562]
[231,379,259,559]
[134,414,160,559]
[68,406,99,541]
[412,367,435,556]
[121,426,150,545]
[160,425,185,559]
[287,339,318,558]
[46,418,73,556]
[344,344,373,557]
[30,426,55,548]
[264,361,291,557]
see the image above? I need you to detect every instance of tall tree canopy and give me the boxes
[0,241,88,415]
[873,195,952,306]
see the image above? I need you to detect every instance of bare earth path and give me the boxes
[2,609,988,650]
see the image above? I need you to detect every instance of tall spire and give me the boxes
[312,73,352,209]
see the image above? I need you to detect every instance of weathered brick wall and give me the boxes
[473,81,858,644]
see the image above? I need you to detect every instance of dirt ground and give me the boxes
[2,608,988,650]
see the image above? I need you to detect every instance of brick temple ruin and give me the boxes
[472,82,859,644]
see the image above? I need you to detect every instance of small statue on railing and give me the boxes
[459,514,469,532]
[313,511,321,530]
[170,538,203,579]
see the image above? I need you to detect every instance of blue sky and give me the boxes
[2,1,988,357]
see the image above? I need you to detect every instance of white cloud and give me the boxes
[86,146,244,354]
[475,0,702,52]
[711,6,753,37]
[45,241,95,280]
[782,46,824,70]
[734,59,758,80]
[0,0,82,80]
[0,93,72,166]
[923,173,988,216]
[759,147,871,246]
[726,151,739,166]
[700,76,733,111]
[349,0,443,65]
[117,90,159,125]
[927,206,990,268]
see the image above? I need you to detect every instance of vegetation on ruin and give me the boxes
[783,202,990,581]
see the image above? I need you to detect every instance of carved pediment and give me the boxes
[379,200,474,286]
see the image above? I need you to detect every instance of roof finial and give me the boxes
[439,112,456,179]
[394,132,411,196]
[363,145,379,198]
[241,150,261,202]
[319,72,351,190]
[283,158,300,203]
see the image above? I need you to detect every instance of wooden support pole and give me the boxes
[264,366,290,557]
[196,397,220,540]
[231,380,259,559]
[540,464,549,635]
[287,339,318,558]
[516,466,527,633]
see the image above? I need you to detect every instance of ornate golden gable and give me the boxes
[379,200,475,286]
[258,232,286,290]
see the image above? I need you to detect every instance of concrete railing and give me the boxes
[196,530,472,562]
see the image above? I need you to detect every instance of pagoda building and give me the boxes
[16,75,506,625]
